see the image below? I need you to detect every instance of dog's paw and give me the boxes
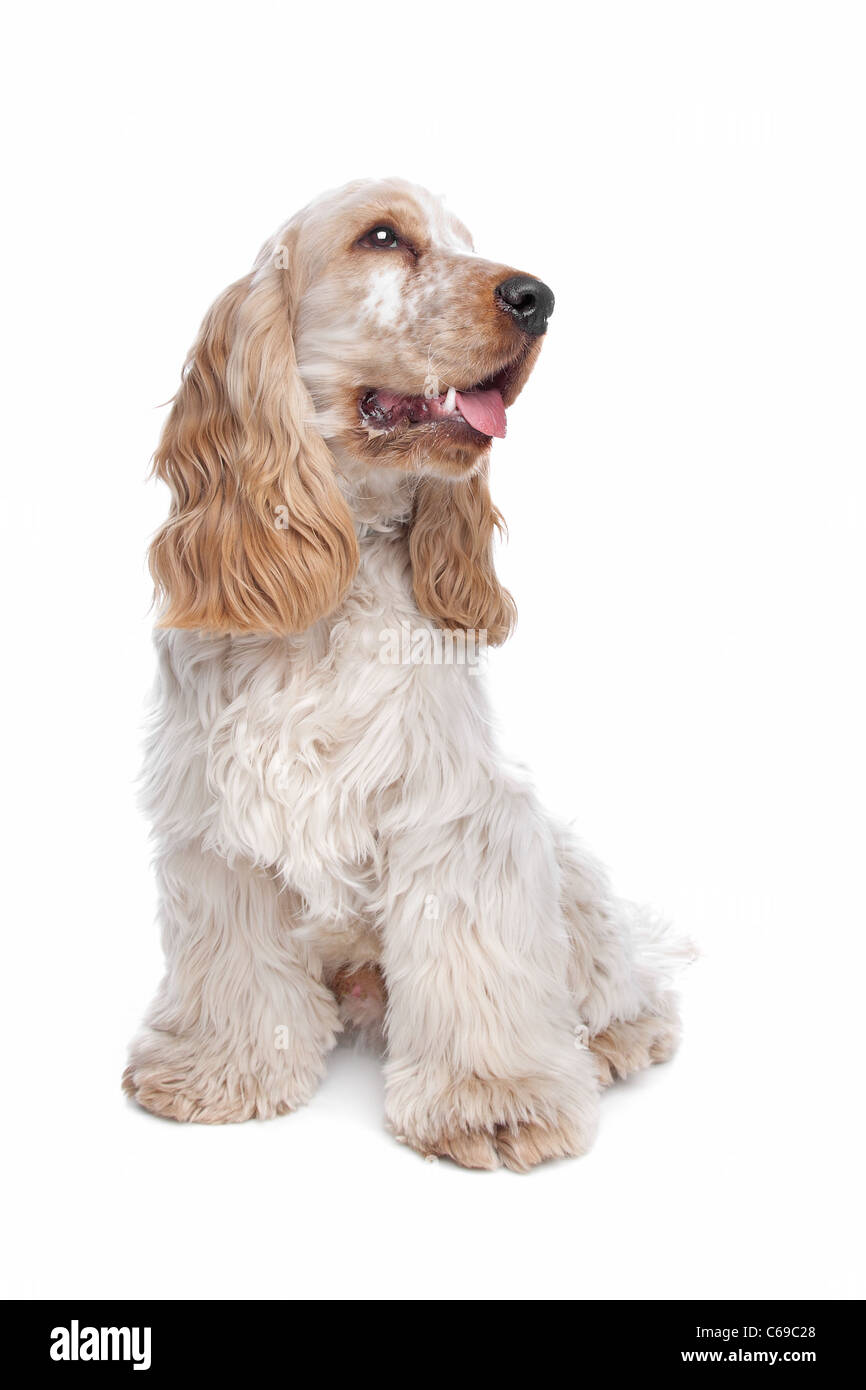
[123,1030,325,1123]
[494,1116,592,1172]
[397,1113,594,1173]
[386,1062,599,1172]
[122,1059,276,1123]
[589,1004,681,1087]
[419,1127,502,1170]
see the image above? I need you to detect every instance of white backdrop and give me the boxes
[2,1,863,1300]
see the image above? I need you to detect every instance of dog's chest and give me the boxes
[155,534,489,911]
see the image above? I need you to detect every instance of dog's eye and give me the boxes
[359,225,402,250]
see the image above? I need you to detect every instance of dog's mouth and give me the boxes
[358,353,527,441]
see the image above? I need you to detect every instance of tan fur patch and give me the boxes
[589,1008,682,1087]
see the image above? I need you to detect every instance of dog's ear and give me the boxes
[409,464,516,646]
[149,241,358,634]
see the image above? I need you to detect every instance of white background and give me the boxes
[2,1,863,1300]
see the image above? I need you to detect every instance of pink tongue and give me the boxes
[455,386,507,438]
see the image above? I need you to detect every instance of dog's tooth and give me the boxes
[444,386,456,413]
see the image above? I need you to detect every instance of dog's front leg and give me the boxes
[381,779,600,1170]
[123,841,340,1122]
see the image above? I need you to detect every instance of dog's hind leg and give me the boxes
[553,824,689,1087]
[123,841,340,1122]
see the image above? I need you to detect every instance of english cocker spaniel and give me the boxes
[124,178,683,1170]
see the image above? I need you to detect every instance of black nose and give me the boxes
[495,275,555,336]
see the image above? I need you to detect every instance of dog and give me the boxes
[123,178,683,1170]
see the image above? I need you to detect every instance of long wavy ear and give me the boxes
[409,465,516,646]
[149,245,358,633]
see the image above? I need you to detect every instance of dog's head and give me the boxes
[150,178,554,642]
[291,179,554,478]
